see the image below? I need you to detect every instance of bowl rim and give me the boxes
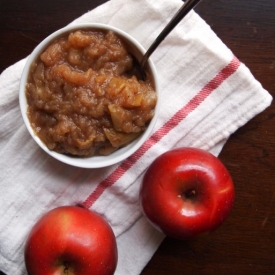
[19,23,160,168]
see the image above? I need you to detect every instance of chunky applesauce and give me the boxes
[26,29,157,157]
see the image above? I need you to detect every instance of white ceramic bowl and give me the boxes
[19,23,159,168]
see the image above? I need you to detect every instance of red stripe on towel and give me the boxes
[81,56,241,209]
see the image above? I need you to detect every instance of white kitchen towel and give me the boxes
[0,0,272,274]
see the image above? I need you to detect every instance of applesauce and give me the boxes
[26,29,157,157]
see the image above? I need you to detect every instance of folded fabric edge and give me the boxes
[115,215,164,275]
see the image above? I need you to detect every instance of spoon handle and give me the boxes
[140,0,202,69]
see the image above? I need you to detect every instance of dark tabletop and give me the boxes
[1,0,275,274]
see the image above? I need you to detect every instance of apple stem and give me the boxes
[185,189,197,199]
[64,262,69,274]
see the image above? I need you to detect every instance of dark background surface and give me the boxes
[1,0,275,274]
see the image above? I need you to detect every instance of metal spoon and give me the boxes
[140,0,203,77]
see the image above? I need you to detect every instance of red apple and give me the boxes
[140,147,235,239]
[24,206,118,275]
